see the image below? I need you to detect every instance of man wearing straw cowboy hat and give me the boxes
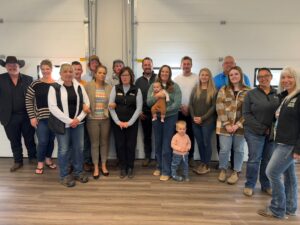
[0,56,36,172]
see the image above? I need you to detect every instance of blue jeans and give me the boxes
[171,152,189,178]
[244,129,275,189]
[36,119,55,162]
[266,143,298,218]
[192,122,215,165]
[56,124,84,178]
[219,134,245,172]
[153,114,177,176]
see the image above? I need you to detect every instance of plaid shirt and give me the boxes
[216,85,250,136]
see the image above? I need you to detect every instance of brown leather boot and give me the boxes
[10,162,23,172]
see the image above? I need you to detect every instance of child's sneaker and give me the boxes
[172,175,183,182]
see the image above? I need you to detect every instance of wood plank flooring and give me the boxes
[0,158,299,225]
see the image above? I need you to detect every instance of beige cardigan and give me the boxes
[84,80,112,119]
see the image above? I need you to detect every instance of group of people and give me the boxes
[0,54,299,219]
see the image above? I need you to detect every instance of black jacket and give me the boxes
[275,91,300,154]
[243,87,280,135]
[0,73,33,126]
[135,72,156,113]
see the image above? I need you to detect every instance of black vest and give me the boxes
[115,84,138,122]
[52,83,83,118]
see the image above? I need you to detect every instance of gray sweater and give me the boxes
[243,87,280,135]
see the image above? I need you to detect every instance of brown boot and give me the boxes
[194,164,210,175]
[10,162,23,172]
[142,158,151,167]
[83,163,93,172]
[227,171,239,185]
[218,169,226,182]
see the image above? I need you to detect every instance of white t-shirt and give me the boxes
[82,70,93,82]
[174,73,198,106]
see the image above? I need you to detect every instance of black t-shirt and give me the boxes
[234,90,239,98]
[34,82,52,109]
[64,84,77,119]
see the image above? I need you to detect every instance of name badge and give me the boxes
[287,98,297,107]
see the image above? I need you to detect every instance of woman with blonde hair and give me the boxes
[48,63,90,187]
[258,67,300,219]
[189,68,217,175]
[26,59,56,174]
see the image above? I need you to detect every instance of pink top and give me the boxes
[171,133,191,155]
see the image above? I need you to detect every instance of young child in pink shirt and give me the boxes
[171,120,191,181]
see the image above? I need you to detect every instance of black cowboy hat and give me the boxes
[0,56,25,68]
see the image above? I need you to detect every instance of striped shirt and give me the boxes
[25,80,54,120]
[94,88,108,119]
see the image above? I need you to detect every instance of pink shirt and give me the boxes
[171,133,191,155]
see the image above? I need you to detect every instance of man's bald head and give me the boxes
[222,55,236,75]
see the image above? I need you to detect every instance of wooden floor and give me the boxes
[0,158,299,225]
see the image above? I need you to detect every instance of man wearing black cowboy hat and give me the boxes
[0,56,37,172]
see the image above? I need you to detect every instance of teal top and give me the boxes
[147,82,182,118]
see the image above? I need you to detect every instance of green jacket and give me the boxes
[147,82,182,118]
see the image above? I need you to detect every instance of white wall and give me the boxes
[134,0,300,81]
[96,0,147,159]
[1,0,300,160]
[134,0,300,160]
[0,0,87,157]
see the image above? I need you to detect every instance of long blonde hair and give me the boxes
[194,68,217,104]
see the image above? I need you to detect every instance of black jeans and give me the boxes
[4,113,36,163]
[83,122,92,164]
[140,111,153,159]
[112,120,139,170]
[178,112,194,159]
